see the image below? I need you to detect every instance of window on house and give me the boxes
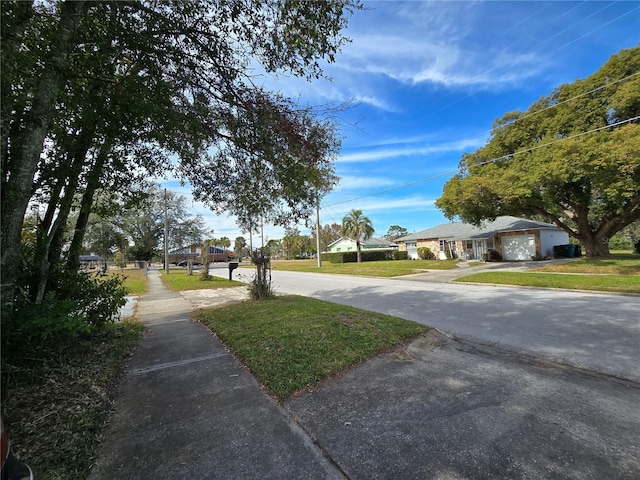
[466,241,473,249]
[439,240,446,252]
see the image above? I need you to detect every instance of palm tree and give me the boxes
[340,209,374,263]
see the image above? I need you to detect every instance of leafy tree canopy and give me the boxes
[384,225,409,241]
[313,222,342,252]
[104,186,208,261]
[436,46,640,257]
[1,0,360,313]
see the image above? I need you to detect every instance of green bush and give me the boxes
[2,269,127,352]
[608,235,633,251]
[361,250,395,261]
[418,247,436,260]
[321,252,358,263]
[393,250,409,260]
[322,250,399,263]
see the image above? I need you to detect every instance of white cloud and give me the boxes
[337,136,485,163]
[320,193,437,224]
[337,175,395,190]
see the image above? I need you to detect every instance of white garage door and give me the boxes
[502,235,535,261]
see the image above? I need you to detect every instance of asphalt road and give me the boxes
[216,265,639,383]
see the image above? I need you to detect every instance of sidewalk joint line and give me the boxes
[130,352,229,375]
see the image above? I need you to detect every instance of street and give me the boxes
[215,265,640,382]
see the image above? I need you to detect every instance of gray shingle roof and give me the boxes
[396,216,560,242]
[327,236,396,249]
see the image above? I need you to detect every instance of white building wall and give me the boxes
[539,229,570,257]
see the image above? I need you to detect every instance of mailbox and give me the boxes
[228,260,239,281]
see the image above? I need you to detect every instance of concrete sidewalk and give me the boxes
[88,271,343,479]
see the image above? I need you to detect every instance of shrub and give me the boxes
[249,249,275,300]
[2,269,127,353]
[393,250,409,260]
[608,235,633,251]
[487,249,502,261]
[322,252,357,263]
[361,250,395,262]
[417,247,436,260]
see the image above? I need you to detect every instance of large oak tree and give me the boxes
[436,46,640,257]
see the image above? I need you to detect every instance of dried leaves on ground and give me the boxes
[1,322,143,480]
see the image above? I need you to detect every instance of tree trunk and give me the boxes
[577,232,611,258]
[66,137,113,271]
[356,240,362,263]
[33,129,95,302]
[0,1,87,316]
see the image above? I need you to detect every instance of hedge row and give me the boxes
[320,249,408,263]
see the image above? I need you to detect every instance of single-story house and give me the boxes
[395,216,570,261]
[79,254,105,269]
[166,245,234,263]
[327,236,398,253]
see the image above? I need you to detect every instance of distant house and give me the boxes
[166,245,234,264]
[327,237,398,253]
[395,216,569,261]
[79,254,105,269]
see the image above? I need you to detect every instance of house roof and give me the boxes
[396,216,561,242]
[79,254,104,262]
[327,236,396,249]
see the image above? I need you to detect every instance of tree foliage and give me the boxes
[384,225,409,241]
[234,236,247,258]
[340,209,374,263]
[106,186,207,261]
[313,223,342,252]
[282,228,312,259]
[436,46,640,257]
[1,0,360,316]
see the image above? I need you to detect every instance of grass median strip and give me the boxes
[533,254,640,275]
[455,271,640,294]
[194,295,428,400]
[262,259,459,277]
[161,268,244,291]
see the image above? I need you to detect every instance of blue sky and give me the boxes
[163,0,639,244]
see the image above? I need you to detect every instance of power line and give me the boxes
[325,67,639,210]
[324,116,639,208]
[414,2,634,123]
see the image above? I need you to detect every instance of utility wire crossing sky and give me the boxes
[162,0,640,242]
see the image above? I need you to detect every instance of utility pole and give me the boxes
[164,188,169,275]
[316,196,322,267]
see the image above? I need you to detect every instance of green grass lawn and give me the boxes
[261,258,460,277]
[97,267,148,295]
[456,271,640,294]
[533,253,640,275]
[456,253,639,293]
[195,295,428,400]
[160,268,245,291]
